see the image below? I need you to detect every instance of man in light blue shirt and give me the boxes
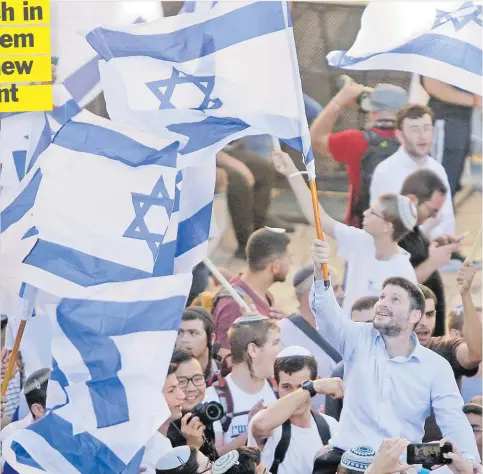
[310,238,479,463]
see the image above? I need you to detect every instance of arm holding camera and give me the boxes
[250,378,343,440]
[365,438,411,474]
[180,413,205,450]
[430,438,475,474]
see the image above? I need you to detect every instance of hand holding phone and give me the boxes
[407,442,452,467]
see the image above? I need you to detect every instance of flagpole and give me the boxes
[202,257,251,312]
[272,136,331,289]
[1,320,26,396]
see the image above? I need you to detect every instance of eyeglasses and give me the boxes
[369,209,386,220]
[472,426,483,433]
[177,374,205,389]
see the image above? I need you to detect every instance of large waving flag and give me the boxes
[327,1,482,95]
[1,110,180,294]
[85,0,315,177]
[2,274,191,474]
[1,111,193,473]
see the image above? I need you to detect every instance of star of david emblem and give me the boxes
[434,1,482,31]
[146,67,223,111]
[123,175,175,260]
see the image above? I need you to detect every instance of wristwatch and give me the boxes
[301,380,316,398]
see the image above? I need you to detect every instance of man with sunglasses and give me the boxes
[399,169,463,335]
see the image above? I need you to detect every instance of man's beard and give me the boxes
[373,307,405,337]
[273,272,287,284]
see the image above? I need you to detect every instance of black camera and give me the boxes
[407,442,453,467]
[190,401,224,425]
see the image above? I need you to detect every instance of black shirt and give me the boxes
[167,419,218,461]
[398,227,446,337]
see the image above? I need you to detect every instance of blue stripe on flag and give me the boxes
[63,55,101,104]
[23,239,152,286]
[50,99,82,126]
[22,226,39,239]
[50,358,70,409]
[153,240,177,277]
[58,295,185,427]
[167,116,250,155]
[10,443,44,471]
[26,115,52,173]
[176,202,212,256]
[1,169,42,233]
[13,412,145,473]
[330,32,482,76]
[87,2,285,63]
[53,121,179,168]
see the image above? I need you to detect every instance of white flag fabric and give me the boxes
[327,1,482,95]
[86,0,315,177]
[2,274,192,474]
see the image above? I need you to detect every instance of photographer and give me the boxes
[310,78,407,228]
[167,349,221,461]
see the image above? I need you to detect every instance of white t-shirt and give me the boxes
[247,413,339,474]
[0,414,33,442]
[279,317,338,408]
[334,223,417,316]
[370,147,455,238]
[205,374,277,444]
[141,431,173,474]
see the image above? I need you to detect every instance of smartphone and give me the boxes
[407,443,452,466]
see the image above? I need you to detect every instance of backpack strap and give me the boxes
[213,375,235,433]
[311,410,332,445]
[270,420,291,474]
[288,314,342,364]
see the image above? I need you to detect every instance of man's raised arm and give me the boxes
[310,239,365,361]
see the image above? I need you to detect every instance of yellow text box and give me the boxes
[0,0,51,25]
[0,83,52,111]
[0,54,51,82]
[0,26,51,55]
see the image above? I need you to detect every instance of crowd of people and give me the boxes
[0,76,481,474]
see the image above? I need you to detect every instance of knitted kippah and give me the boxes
[233,314,268,325]
[155,446,191,471]
[24,368,50,395]
[340,446,376,472]
[212,450,240,474]
[396,195,418,231]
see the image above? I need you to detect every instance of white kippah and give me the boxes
[155,446,191,470]
[396,195,417,231]
[276,346,312,359]
[264,226,287,233]
[213,450,240,474]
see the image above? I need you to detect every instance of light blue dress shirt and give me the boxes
[310,280,479,460]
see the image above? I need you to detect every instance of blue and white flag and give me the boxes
[327,1,482,95]
[2,273,192,474]
[179,0,217,14]
[0,110,181,294]
[85,0,315,177]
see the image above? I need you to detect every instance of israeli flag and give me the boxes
[0,110,181,295]
[0,84,82,198]
[179,1,218,14]
[327,1,482,95]
[85,0,315,177]
[2,273,192,474]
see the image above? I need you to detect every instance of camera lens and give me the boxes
[204,402,223,422]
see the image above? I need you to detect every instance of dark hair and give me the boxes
[351,296,379,313]
[167,363,178,377]
[182,307,215,356]
[418,284,437,306]
[25,380,48,412]
[463,404,483,417]
[156,447,199,474]
[396,104,434,130]
[228,317,279,375]
[221,447,261,474]
[448,307,464,333]
[171,348,196,367]
[382,277,425,315]
[274,355,317,383]
[246,228,290,272]
[401,169,447,205]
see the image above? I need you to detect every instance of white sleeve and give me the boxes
[321,414,339,438]
[370,163,392,203]
[333,223,373,260]
[428,170,456,238]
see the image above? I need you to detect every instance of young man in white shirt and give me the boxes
[248,347,342,474]
[272,150,418,316]
[370,104,455,240]
[205,314,281,456]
